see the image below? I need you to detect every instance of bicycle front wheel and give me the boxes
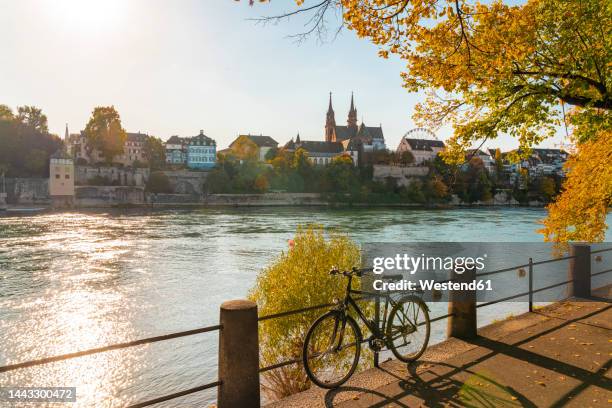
[302,311,361,389]
[386,295,430,362]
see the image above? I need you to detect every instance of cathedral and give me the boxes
[284,93,386,166]
[325,92,385,151]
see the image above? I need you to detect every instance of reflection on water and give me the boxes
[0,207,610,406]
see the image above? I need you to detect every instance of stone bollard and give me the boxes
[569,244,591,298]
[447,267,477,339]
[218,299,260,408]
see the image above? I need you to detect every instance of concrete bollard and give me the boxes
[218,299,260,408]
[447,267,477,339]
[569,244,591,298]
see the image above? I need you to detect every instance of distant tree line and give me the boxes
[208,148,561,205]
[0,104,61,177]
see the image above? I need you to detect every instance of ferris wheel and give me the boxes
[401,127,438,140]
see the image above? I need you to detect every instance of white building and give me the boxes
[396,137,445,164]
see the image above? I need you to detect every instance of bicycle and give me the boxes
[302,267,430,388]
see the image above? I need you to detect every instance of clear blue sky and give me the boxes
[0,0,562,151]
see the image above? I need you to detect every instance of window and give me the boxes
[55,174,60,179]
[65,174,70,179]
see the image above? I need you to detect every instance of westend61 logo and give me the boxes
[372,253,487,275]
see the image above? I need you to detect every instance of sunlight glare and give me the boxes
[43,0,128,32]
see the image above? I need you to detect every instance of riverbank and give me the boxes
[267,297,611,408]
[2,191,550,210]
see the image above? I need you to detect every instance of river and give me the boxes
[0,207,610,407]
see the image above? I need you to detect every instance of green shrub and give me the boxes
[249,225,361,400]
[146,171,172,193]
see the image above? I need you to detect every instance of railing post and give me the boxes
[528,258,533,312]
[569,244,591,298]
[373,295,380,368]
[218,299,260,408]
[447,266,477,339]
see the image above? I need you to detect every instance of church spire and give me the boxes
[64,123,69,142]
[347,92,357,130]
[325,92,336,142]
[296,132,301,144]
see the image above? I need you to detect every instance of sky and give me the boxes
[0,0,564,151]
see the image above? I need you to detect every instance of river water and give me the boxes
[0,207,610,407]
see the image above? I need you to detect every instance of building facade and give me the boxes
[164,131,217,169]
[187,131,216,169]
[165,135,187,165]
[67,129,149,167]
[396,137,445,164]
[284,134,347,165]
[49,149,75,206]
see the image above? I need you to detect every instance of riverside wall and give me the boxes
[75,186,145,207]
[5,178,50,205]
[203,193,326,206]
[372,165,430,186]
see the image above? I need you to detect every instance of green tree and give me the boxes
[207,167,232,193]
[146,171,172,193]
[17,106,48,133]
[538,176,557,203]
[325,155,358,193]
[0,111,60,177]
[84,106,127,163]
[144,136,166,170]
[397,150,415,166]
[254,173,269,192]
[249,225,361,399]
[264,147,278,162]
[24,149,48,175]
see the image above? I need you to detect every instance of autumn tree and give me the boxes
[249,0,611,242]
[0,104,14,121]
[17,105,49,133]
[84,106,127,163]
[228,135,259,161]
[539,130,611,243]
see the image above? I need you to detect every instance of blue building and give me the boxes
[164,130,217,169]
[186,130,216,169]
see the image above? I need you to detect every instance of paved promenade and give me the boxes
[268,298,611,408]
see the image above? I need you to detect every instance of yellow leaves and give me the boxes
[539,129,612,243]
[249,225,361,398]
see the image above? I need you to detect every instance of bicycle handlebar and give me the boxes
[329,267,374,277]
[329,268,405,282]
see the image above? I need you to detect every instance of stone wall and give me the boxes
[5,178,50,205]
[148,193,201,205]
[204,193,326,206]
[75,186,145,207]
[162,170,209,195]
[76,166,149,187]
[372,165,429,187]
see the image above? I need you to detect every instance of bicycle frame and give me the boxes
[337,274,399,340]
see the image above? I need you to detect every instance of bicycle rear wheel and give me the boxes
[302,311,361,388]
[386,295,430,362]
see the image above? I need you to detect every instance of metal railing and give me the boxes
[0,244,610,407]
